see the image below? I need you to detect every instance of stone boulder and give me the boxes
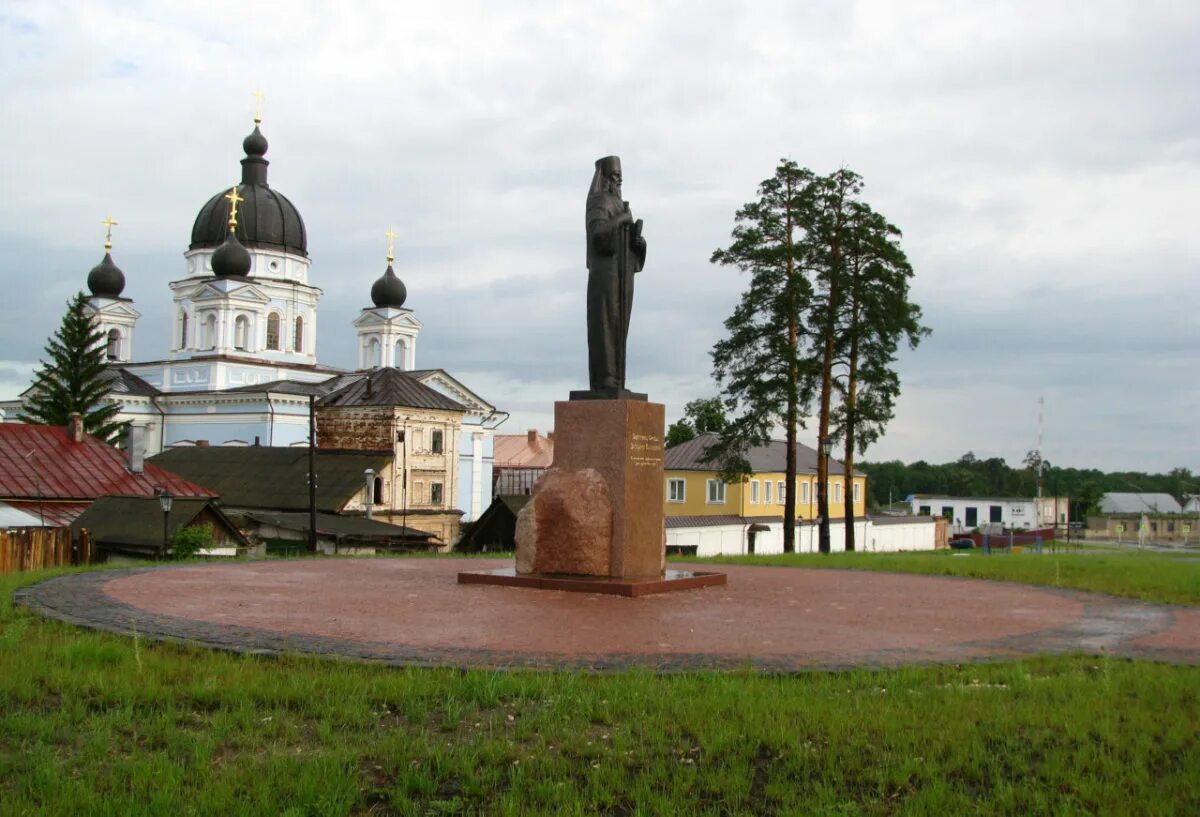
[515,468,612,576]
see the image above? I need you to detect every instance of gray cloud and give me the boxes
[1,1,1196,473]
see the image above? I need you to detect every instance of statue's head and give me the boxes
[594,155,622,196]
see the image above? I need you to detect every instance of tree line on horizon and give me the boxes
[856,453,1197,519]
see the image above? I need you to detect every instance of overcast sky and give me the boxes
[1,1,1196,473]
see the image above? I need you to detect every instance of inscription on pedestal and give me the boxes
[630,433,662,468]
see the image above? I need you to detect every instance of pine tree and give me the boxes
[830,201,927,550]
[710,160,820,554]
[21,291,124,443]
[712,163,926,554]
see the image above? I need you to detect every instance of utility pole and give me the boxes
[308,395,317,553]
[1036,395,1045,498]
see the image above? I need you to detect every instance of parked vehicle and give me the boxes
[949,538,975,550]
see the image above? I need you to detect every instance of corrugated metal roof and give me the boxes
[219,374,364,397]
[665,514,748,528]
[103,367,160,397]
[1098,493,1183,514]
[72,496,247,548]
[664,432,857,475]
[317,368,465,411]
[240,510,433,542]
[0,501,44,527]
[5,501,92,527]
[149,447,391,512]
[0,423,216,501]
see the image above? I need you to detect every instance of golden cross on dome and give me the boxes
[225,187,245,230]
[253,89,265,124]
[101,215,118,251]
[385,227,397,263]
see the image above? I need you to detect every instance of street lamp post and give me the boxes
[157,489,173,560]
[819,437,833,554]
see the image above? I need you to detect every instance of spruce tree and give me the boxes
[21,291,124,443]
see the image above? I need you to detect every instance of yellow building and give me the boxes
[663,432,867,521]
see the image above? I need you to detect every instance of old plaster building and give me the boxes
[2,115,507,530]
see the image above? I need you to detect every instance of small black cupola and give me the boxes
[211,186,252,277]
[370,228,407,307]
[240,122,269,186]
[371,265,407,308]
[87,216,126,298]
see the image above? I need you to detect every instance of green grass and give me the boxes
[689,547,1200,606]
[1,566,1199,815]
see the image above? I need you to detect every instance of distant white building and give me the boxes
[910,495,1068,533]
[1098,493,1183,515]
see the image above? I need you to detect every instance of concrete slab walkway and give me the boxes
[15,558,1200,671]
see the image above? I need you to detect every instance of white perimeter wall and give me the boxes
[667,519,935,557]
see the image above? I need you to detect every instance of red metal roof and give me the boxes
[494,433,554,469]
[1,501,91,526]
[0,423,216,501]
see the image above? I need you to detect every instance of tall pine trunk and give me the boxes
[783,201,798,553]
[842,325,860,552]
[817,259,838,555]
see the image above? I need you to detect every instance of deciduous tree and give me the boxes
[665,397,730,449]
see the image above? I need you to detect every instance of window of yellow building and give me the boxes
[801,481,810,505]
[777,481,784,503]
[667,478,685,502]
[854,482,861,503]
[764,481,772,504]
[750,480,759,503]
[835,483,843,503]
[706,479,726,504]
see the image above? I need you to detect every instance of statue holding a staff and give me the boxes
[583,156,647,396]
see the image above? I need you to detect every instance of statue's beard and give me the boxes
[606,180,622,198]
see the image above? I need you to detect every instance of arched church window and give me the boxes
[368,338,381,369]
[180,312,189,349]
[266,313,281,351]
[106,328,121,361]
[234,315,249,351]
[203,313,217,349]
[294,316,304,353]
[396,339,408,371]
[373,477,384,505]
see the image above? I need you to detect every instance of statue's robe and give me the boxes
[585,191,646,391]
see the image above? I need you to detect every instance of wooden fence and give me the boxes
[0,527,92,575]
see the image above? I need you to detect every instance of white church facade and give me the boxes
[2,116,507,524]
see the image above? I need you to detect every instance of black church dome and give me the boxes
[86,252,126,298]
[189,123,308,257]
[371,264,407,308]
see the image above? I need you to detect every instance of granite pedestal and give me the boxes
[459,398,727,596]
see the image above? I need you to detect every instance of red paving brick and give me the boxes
[17,559,1200,670]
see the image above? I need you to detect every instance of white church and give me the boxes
[2,115,508,523]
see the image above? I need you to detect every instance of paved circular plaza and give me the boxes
[16,558,1200,670]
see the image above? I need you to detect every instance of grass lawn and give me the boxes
[690,547,1200,607]
[2,565,1199,816]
